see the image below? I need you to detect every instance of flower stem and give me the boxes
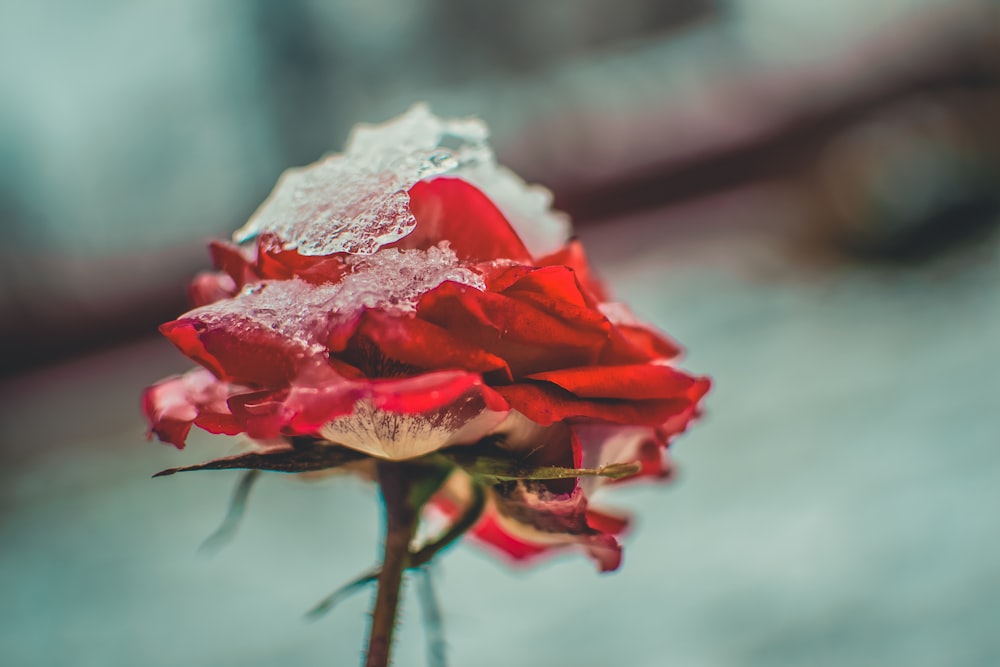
[365,461,420,667]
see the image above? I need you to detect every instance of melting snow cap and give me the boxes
[234,104,570,258]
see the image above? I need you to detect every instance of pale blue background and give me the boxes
[2,0,999,664]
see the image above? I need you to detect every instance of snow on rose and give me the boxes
[142,105,710,666]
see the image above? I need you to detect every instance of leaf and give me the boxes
[304,569,379,621]
[442,452,641,485]
[199,469,262,554]
[153,443,367,477]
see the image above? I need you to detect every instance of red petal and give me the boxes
[255,233,349,284]
[585,508,630,535]
[481,263,536,292]
[209,240,259,287]
[583,534,624,572]
[596,302,684,362]
[400,178,532,263]
[188,272,238,307]
[346,310,511,380]
[537,238,610,302]
[602,324,683,364]
[161,318,304,387]
[368,370,498,414]
[230,367,507,442]
[479,484,625,572]
[417,278,611,376]
[226,390,293,440]
[224,363,361,439]
[526,364,706,401]
[162,280,360,387]
[500,265,599,313]
[210,235,350,285]
[142,368,243,448]
[469,511,550,562]
[159,319,225,380]
[493,382,702,427]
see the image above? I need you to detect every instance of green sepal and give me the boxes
[441,452,642,486]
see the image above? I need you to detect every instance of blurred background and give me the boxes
[2,0,999,665]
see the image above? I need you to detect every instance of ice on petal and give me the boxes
[345,104,489,170]
[188,244,483,355]
[188,279,344,358]
[234,104,492,256]
[339,243,485,312]
[233,104,571,259]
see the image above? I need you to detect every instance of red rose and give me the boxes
[143,105,709,572]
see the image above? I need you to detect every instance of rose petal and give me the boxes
[219,364,509,456]
[467,510,550,562]
[400,177,532,263]
[537,238,610,302]
[254,233,350,284]
[584,508,630,536]
[485,483,624,572]
[602,323,683,364]
[417,277,611,376]
[209,240,259,287]
[493,382,701,427]
[429,470,625,572]
[189,272,238,307]
[599,302,683,361]
[575,424,674,497]
[500,265,600,313]
[456,161,571,259]
[345,310,511,380]
[162,280,362,386]
[142,368,243,448]
[161,318,309,387]
[368,370,499,413]
[526,363,707,401]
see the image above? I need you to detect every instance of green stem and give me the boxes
[365,462,419,667]
[307,480,486,622]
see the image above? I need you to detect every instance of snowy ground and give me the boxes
[2,201,998,666]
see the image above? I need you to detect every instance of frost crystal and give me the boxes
[232,104,570,258]
[187,245,483,356]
